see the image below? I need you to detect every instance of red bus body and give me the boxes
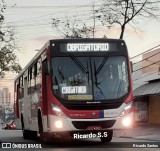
[14,38,133,142]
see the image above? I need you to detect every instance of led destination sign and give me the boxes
[59,42,120,53]
[67,43,109,52]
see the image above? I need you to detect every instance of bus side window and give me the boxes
[18,79,21,98]
[19,76,24,99]
[28,69,31,95]
[34,62,37,92]
[30,66,36,94]
[36,59,42,90]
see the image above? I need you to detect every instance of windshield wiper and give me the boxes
[70,54,89,75]
[94,53,110,86]
[93,60,105,99]
[95,53,110,75]
[94,61,99,86]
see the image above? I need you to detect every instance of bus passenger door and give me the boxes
[23,76,31,129]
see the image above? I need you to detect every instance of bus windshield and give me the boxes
[51,56,129,101]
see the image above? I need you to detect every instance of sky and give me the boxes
[1,0,160,102]
[6,0,93,6]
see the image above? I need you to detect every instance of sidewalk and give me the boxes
[113,123,160,141]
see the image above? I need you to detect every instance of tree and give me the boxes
[52,1,99,38]
[0,0,21,78]
[96,0,160,39]
[51,0,160,39]
[52,17,94,38]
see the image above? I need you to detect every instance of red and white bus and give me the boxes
[14,38,133,142]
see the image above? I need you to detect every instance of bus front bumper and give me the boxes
[46,113,133,132]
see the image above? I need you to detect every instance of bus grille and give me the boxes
[72,120,116,129]
[64,103,122,110]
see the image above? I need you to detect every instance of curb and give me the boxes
[114,135,159,142]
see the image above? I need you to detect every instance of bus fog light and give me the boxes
[55,120,63,128]
[122,117,131,127]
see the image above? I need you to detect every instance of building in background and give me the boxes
[132,47,160,124]
[3,88,10,107]
[0,88,13,122]
[0,88,11,108]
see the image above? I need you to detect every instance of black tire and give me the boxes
[21,116,37,139]
[100,130,113,143]
[23,129,31,139]
[21,115,30,139]
[29,130,38,140]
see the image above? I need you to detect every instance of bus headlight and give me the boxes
[51,104,67,118]
[55,120,63,128]
[119,102,132,117]
[122,117,132,127]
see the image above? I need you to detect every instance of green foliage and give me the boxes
[0,0,22,77]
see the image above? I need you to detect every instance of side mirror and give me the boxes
[43,61,50,75]
[130,61,133,73]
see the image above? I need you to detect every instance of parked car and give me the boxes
[2,120,16,130]
[2,123,6,129]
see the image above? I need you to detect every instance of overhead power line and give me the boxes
[133,59,160,73]
[2,9,97,29]
[5,0,103,24]
[133,48,160,65]
[130,44,160,59]
[130,44,160,82]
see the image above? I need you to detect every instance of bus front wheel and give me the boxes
[100,130,113,143]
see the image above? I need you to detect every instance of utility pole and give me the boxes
[92,0,96,38]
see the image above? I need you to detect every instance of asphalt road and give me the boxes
[0,129,159,151]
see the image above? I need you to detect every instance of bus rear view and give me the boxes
[15,38,133,143]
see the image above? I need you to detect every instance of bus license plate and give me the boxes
[86,126,102,130]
